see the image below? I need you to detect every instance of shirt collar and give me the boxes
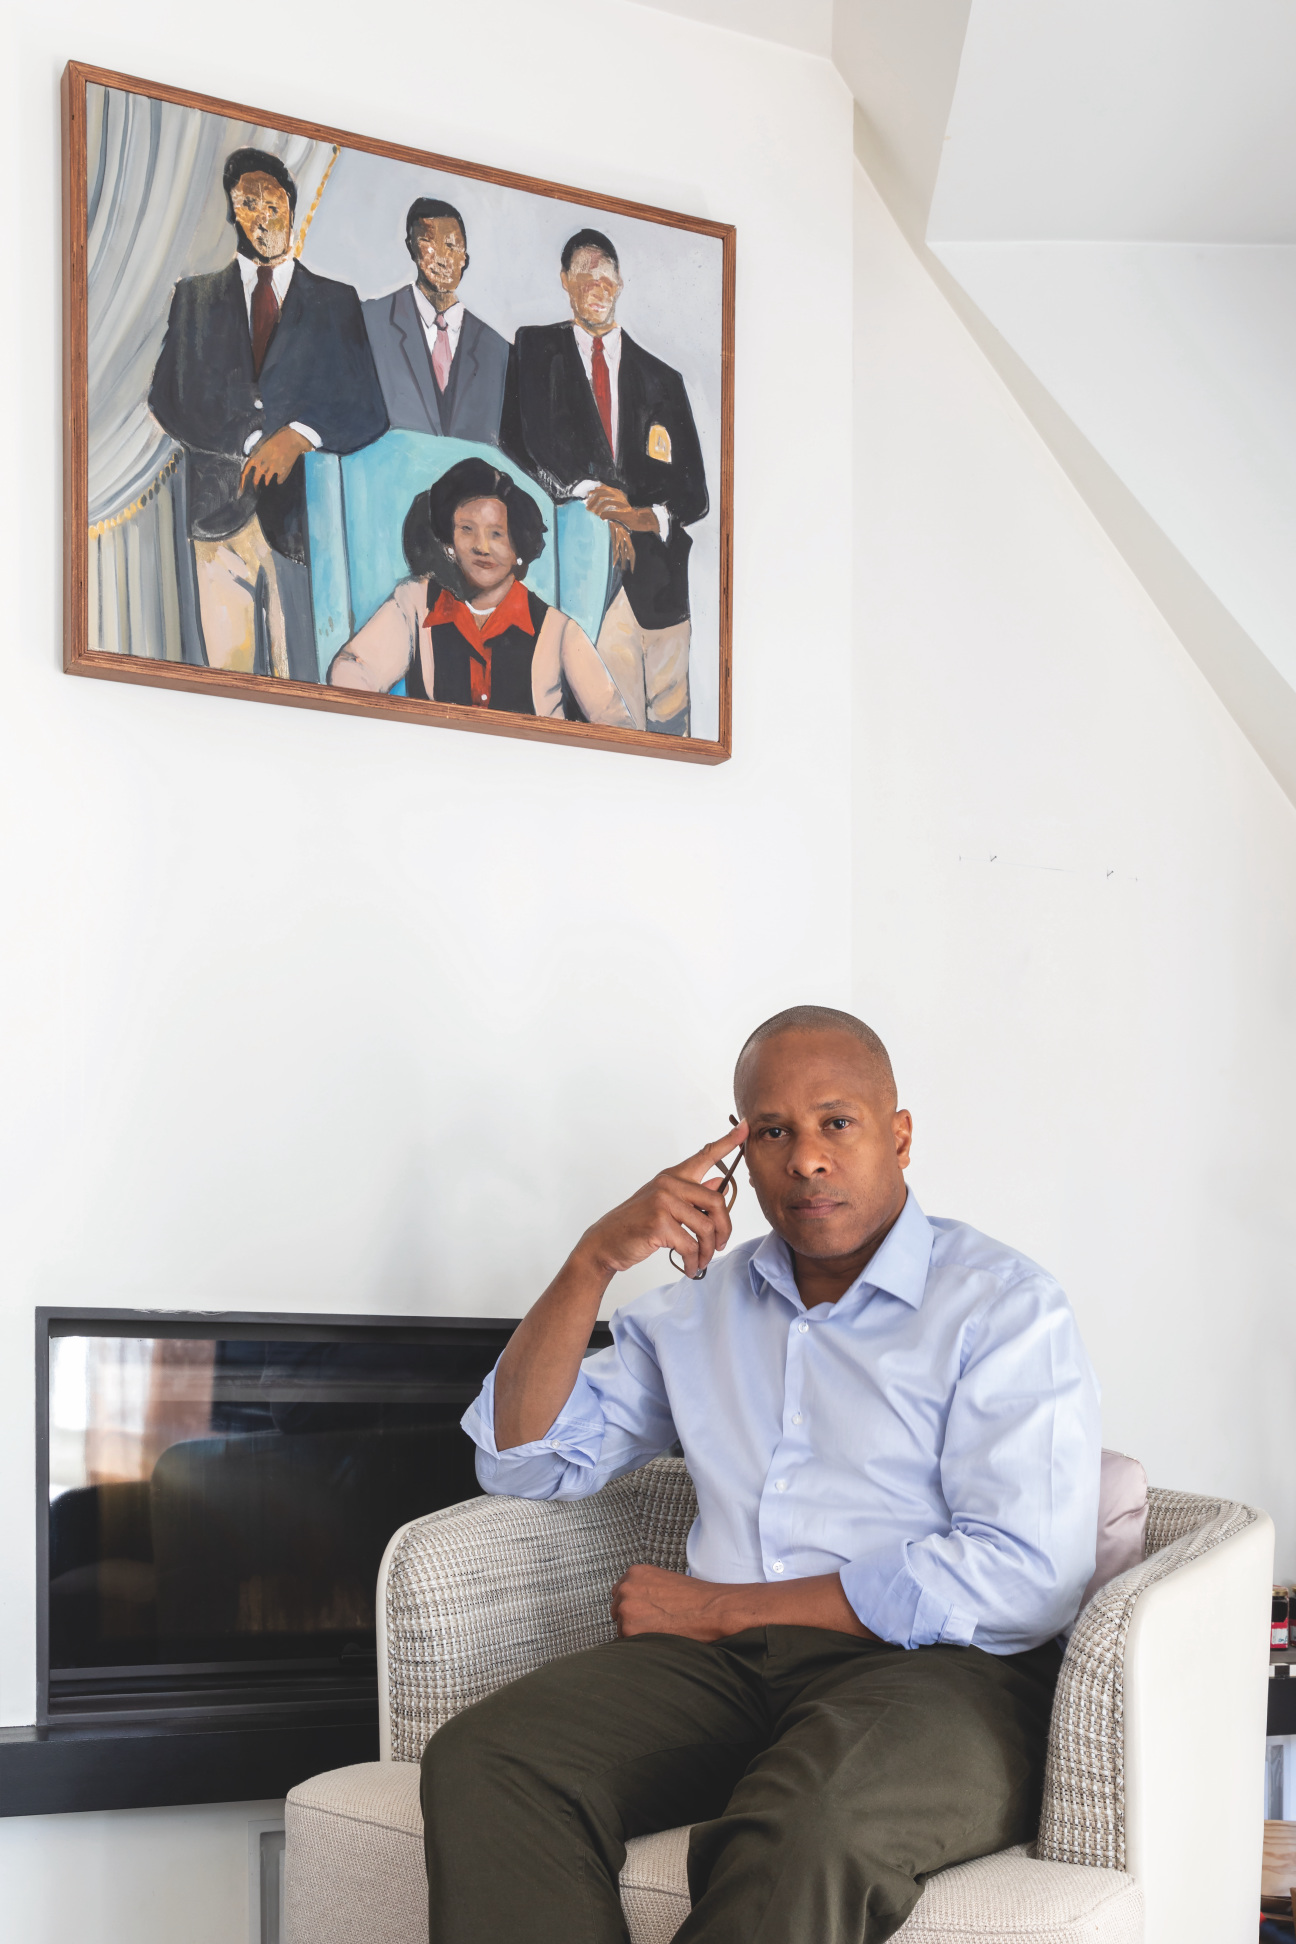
[749,1190,935,1314]
[413,288,463,329]
[426,579,535,648]
[236,252,294,294]
[575,322,620,359]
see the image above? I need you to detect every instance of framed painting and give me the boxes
[62,62,734,761]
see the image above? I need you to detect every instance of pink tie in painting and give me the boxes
[433,314,452,392]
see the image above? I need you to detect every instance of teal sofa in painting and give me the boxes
[302,431,612,690]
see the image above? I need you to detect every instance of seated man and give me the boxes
[428,1005,1101,1944]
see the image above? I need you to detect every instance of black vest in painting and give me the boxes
[406,586,549,714]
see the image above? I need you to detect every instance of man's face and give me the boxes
[411,217,467,301]
[231,172,293,262]
[737,1030,912,1263]
[561,247,622,333]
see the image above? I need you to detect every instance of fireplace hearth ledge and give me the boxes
[0,1713,380,1817]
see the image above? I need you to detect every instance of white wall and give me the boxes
[0,1800,283,1944]
[852,159,1296,1560]
[1,0,852,1933]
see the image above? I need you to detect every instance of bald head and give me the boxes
[734,1006,896,1117]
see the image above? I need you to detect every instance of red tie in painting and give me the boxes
[250,265,279,377]
[591,334,613,453]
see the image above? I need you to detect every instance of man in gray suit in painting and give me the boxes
[362,198,509,443]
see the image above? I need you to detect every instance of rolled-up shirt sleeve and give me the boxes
[462,1307,679,1501]
[840,1275,1101,1652]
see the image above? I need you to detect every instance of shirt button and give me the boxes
[792,1412,803,1424]
[547,1440,559,1449]
[772,1561,785,1574]
[775,1479,787,1492]
[798,1321,809,1335]
[254,397,263,408]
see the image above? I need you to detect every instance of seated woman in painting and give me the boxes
[327,457,632,726]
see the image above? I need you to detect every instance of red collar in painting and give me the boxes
[425,579,535,648]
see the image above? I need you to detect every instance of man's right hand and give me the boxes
[491,1123,747,1451]
[608,523,637,572]
[575,1125,748,1283]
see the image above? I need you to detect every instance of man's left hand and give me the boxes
[585,484,661,534]
[612,1564,734,1641]
[241,426,312,491]
[611,1563,878,1644]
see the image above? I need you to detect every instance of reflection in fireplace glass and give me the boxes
[47,1334,488,1671]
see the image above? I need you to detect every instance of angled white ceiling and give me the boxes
[623,0,832,56]
[920,0,1296,802]
[622,0,1296,802]
[932,243,1296,688]
[847,0,1296,805]
[832,0,973,228]
[929,0,1296,244]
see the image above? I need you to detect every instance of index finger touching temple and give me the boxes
[681,1120,747,1182]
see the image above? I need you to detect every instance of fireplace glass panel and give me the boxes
[47,1329,497,1676]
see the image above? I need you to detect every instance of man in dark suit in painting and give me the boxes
[362,199,509,444]
[500,228,708,737]
[149,148,388,681]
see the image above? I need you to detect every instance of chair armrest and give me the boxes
[1123,1506,1272,1944]
[631,1455,697,1573]
[377,1473,645,1762]
[1039,1490,1271,1944]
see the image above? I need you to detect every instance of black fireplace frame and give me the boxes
[4,1305,612,1817]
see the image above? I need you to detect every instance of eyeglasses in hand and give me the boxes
[670,1115,743,1280]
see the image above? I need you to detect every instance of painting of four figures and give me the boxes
[117,101,729,751]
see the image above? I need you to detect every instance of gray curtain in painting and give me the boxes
[86,86,334,661]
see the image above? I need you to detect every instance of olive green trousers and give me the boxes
[421,1625,1060,1944]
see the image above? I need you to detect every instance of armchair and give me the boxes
[285,1459,1270,1944]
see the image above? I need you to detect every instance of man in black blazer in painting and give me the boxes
[500,229,708,736]
[149,148,387,681]
[362,198,509,443]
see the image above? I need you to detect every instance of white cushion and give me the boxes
[621,1830,1143,1944]
[285,1762,1144,1944]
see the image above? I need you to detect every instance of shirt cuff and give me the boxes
[571,483,666,539]
[841,1546,978,1650]
[289,422,322,448]
[461,1365,606,1469]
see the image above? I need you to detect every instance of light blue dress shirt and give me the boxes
[463,1192,1101,1654]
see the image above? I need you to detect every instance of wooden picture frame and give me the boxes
[63,61,734,762]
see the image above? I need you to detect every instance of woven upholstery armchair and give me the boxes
[285,1459,1271,1944]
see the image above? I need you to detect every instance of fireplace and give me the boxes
[0,1307,605,1817]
